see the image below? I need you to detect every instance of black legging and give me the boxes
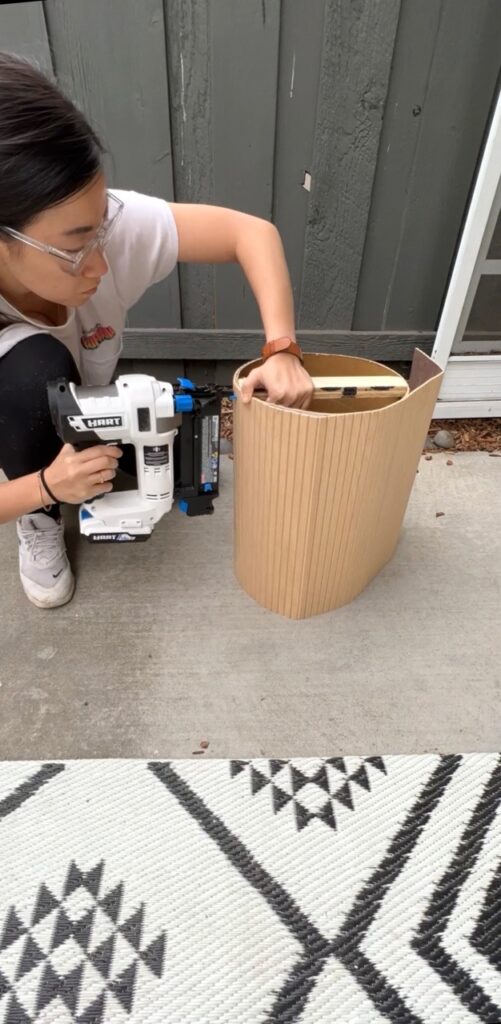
[0,332,135,519]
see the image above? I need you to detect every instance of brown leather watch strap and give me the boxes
[260,336,304,362]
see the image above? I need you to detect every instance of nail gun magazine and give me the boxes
[47,374,232,542]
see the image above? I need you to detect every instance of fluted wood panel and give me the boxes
[233,352,442,618]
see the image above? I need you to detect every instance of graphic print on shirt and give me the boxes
[81,323,116,351]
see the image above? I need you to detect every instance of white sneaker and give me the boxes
[16,513,75,609]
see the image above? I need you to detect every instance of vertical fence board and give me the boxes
[215,360,243,385]
[43,0,181,330]
[209,0,280,328]
[0,1,53,75]
[299,0,401,329]
[184,359,217,385]
[272,0,326,312]
[1,0,499,347]
[354,0,501,331]
[164,0,216,330]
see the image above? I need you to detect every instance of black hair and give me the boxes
[0,53,104,326]
[0,52,104,234]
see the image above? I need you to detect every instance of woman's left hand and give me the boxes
[239,353,314,409]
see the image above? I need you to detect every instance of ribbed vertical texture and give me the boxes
[234,353,443,619]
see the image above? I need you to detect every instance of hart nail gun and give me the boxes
[47,374,231,542]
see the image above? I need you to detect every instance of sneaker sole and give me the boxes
[19,570,76,609]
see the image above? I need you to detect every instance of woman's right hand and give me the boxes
[42,443,123,504]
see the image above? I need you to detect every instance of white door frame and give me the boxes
[432,87,501,418]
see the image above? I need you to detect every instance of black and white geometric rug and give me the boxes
[0,754,500,1023]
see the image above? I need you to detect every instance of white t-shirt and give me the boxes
[0,189,179,385]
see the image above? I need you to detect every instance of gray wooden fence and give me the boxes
[1,0,500,375]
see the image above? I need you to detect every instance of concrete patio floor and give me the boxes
[1,452,500,760]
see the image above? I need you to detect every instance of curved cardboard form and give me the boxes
[233,351,443,619]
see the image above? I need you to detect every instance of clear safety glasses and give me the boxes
[0,191,124,275]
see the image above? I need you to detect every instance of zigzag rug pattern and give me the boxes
[0,754,499,1022]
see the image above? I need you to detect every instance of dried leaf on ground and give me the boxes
[220,398,234,441]
[427,418,501,452]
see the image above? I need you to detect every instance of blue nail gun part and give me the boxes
[175,394,194,413]
[177,377,195,391]
[80,508,93,521]
[203,483,213,492]
[179,499,188,514]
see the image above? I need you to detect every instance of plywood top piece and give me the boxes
[237,373,408,399]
